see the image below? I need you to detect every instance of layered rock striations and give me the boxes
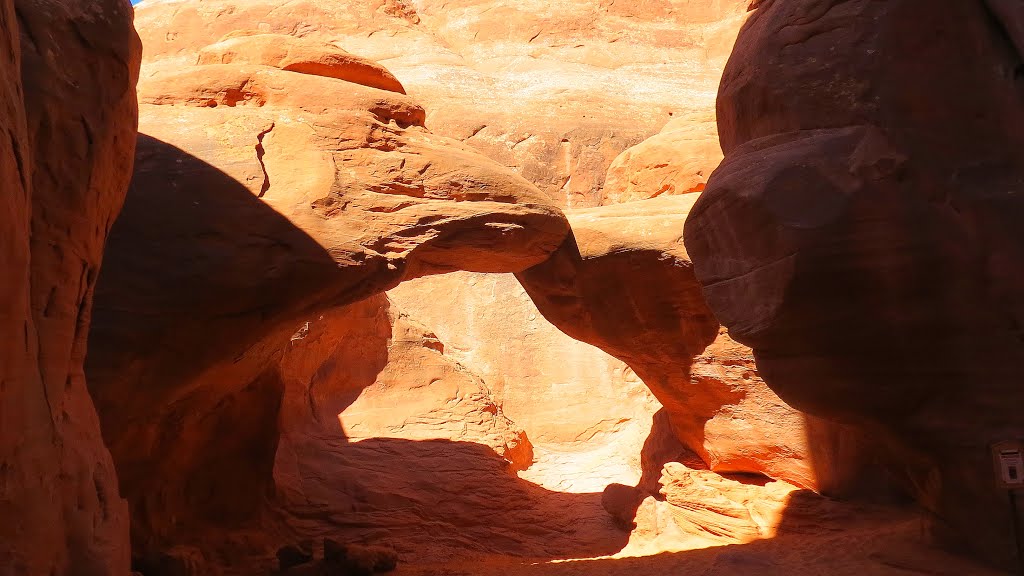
[132,0,751,207]
[685,0,1024,568]
[0,0,141,574]
[601,114,723,205]
[3,0,1018,573]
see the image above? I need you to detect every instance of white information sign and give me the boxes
[994,441,1024,489]
[1002,449,1024,486]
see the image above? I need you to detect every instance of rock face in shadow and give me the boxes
[688,330,820,490]
[588,120,888,493]
[86,36,567,565]
[272,296,631,568]
[518,195,718,433]
[684,0,1024,568]
[96,287,633,574]
[132,0,752,207]
[517,194,837,489]
[279,295,534,476]
[0,0,140,574]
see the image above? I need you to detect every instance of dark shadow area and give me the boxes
[264,292,633,570]
[801,414,912,503]
[88,135,991,576]
[699,0,1024,569]
[91,135,626,574]
[278,436,630,563]
[86,133,392,562]
[414,513,1003,576]
[88,133,370,445]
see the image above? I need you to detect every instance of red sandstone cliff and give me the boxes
[0,1,140,573]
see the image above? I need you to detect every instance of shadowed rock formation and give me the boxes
[517,194,843,489]
[601,114,723,205]
[518,192,887,494]
[86,40,567,565]
[4,0,1021,573]
[0,0,140,573]
[685,0,1024,569]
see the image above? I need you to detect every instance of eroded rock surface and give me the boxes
[517,195,717,457]
[601,115,722,205]
[86,34,567,565]
[517,194,831,489]
[519,194,719,389]
[587,116,889,494]
[110,290,643,573]
[133,0,751,207]
[279,295,533,474]
[685,0,1024,568]
[273,296,628,568]
[0,1,140,574]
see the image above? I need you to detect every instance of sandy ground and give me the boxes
[398,518,1005,576]
[272,414,1007,569]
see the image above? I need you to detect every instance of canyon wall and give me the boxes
[133,0,749,207]
[0,1,140,574]
[516,193,869,493]
[119,0,847,534]
[388,273,661,463]
[49,0,1003,571]
[685,0,1024,569]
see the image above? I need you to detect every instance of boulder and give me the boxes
[685,0,1024,568]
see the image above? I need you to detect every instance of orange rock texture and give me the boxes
[517,194,857,492]
[601,115,722,205]
[0,0,140,574]
[273,295,640,567]
[685,0,1024,569]
[0,0,990,574]
[389,273,659,452]
[86,19,568,568]
[133,0,819,497]
[85,3,773,568]
[132,0,751,207]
